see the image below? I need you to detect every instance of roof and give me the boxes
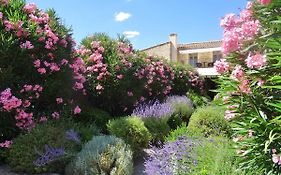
[141,41,170,51]
[178,40,222,50]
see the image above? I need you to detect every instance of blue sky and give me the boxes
[26,0,248,49]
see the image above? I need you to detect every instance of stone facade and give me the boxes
[142,34,222,69]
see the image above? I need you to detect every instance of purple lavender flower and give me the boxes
[65,129,81,144]
[144,136,198,175]
[132,100,174,118]
[34,145,65,166]
[165,95,193,109]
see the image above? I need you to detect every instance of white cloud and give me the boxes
[115,12,131,22]
[123,31,140,38]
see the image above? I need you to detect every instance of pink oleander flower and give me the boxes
[34,59,41,68]
[23,100,31,107]
[257,79,265,86]
[0,140,12,148]
[214,59,230,74]
[239,79,251,94]
[1,0,9,6]
[56,97,63,104]
[116,74,124,79]
[222,30,240,55]
[231,65,244,80]
[39,116,48,123]
[91,41,100,48]
[20,40,34,49]
[233,136,244,142]
[60,59,69,65]
[23,3,37,14]
[0,12,3,19]
[272,154,281,165]
[224,110,236,120]
[127,91,134,97]
[96,84,103,90]
[245,53,266,69]
[37,68,46,74]
[74,106,81,114]
[52,112,60,119]
[220,13,240,29]
[257,0,271,5]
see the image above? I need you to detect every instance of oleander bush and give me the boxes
[0,0,86,146]
[77,33,205,116]
[107,116,152,153]
[65,135,133,175]
[7,118,97,174]
[187,106,230,137]
[216,0,281,173]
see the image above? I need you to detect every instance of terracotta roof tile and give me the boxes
[178,40,222,50]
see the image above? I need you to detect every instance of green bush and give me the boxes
[166,95,194,129]
[65,135,133,175]
[187,106,230,137]
[107,116,152,153]
[190,137,250,175]
[7,118,98,174]
[165,123,189,142]
[143,117,170,144]
[187,90,209,108]
[78,107,112,133]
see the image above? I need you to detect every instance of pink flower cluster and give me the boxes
[257,0,271,5]
[0,140,12,148]
[224,105,238,120]
[231,65,244,80]
[245,53,267,69]
[135,58,174,96]
[70,57,86,92]
[221,2,260,55]
[0,88,34,130]
[272,149,281,165]
[0,88,22,112]
[214,59,230,74]
[117,42,133,54]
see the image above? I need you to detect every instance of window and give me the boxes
[213,51,222,62]
[189,53,198,67]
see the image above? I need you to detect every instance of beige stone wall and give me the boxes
[143,43,171,61]
[178,53,189,64]
[198,52,213,63]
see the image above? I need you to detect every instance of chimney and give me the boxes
[169,33,178,62]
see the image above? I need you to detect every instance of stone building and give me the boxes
[142,34,222,77]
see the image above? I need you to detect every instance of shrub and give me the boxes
[187,90,209,108]
[0,0,85,143]
[216,0,281,173]
[78,107,112,133]
[190,137,249,175]
[65,135,133,175]
[107,116,152,153]
[170,62,205,95]
[187,106,230,137]
[166,95,194,129]
[165,123,189,142]
[7,118,98,174]
[132,100,172,143]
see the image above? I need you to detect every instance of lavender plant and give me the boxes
[65,129,81,144]
[144,136,198,175]
[132,100,174,119]
[33,145,65,166]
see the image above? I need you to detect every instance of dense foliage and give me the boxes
[7,118,97,174]
[216,0,281,173]
[187,106,230,137]
[65,135,133,175]
[107,116,152,153]
[0,0,85,145]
